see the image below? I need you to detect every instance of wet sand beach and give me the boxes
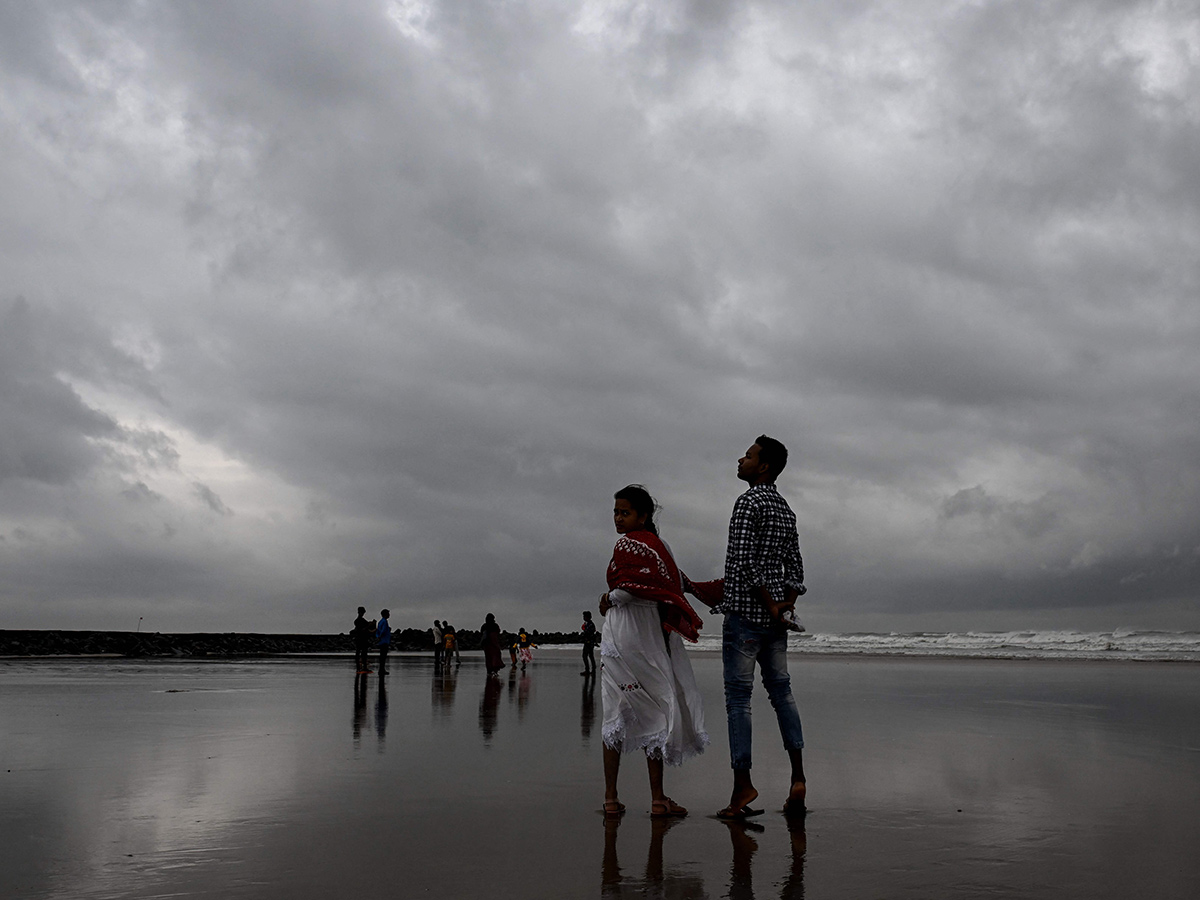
[2,652,1198,898]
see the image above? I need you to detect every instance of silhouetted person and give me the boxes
[581,609,598,674]
[432,619,444,667]
[376,608,392,673]
[481,613,504,675]
[353,606,373,673]
[443,623,460,666]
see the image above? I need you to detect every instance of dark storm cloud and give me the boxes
[1,1,1197,632]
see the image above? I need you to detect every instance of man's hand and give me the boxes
[759,586,802,627]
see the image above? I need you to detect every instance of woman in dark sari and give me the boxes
[481,613,504,676]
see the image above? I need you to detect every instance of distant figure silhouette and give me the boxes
[581,610,599,675]
[376,609,392,673]
[432,619,444,667]
[481,613,504,676]
[352,607,373,673]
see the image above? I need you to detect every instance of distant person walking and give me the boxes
[516,628,536,671]
[696,436,808,820]
[443,624,460,667]
[432,619,444,667]
[376,609,392,673]
[353,606,373,673]
[481,613,505,676]
[599,484,707,819]
[580,610,598,675]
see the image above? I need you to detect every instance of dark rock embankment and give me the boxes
[1,628,582,658]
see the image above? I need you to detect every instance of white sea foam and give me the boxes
[686,629,1200,662]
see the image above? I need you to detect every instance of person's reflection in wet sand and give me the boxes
[581,671,596,741]
[479,675,502,745]
[602,816,707,899]
[724,818,763,900]
[716,815,806,900]
[432,661,458,718]
[517,671,532,720]
[601,818,623,895]
[780,815,807,900]
[352,673,368,748]
[374,672,388,752]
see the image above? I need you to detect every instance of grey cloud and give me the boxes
[0,299,118,484]
[1,1,1197,633]
[121,481,161,503]
[192,482,233,516]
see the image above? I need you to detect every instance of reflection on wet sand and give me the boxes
[602,817,707,899]
[723,816,807,900]
[432,663,457,718]
[5,657,1196,900]
[374,674,388,752]
[479,676,502,745]
[599,814,806,900]
[513,670,532,719]
[581,671,596,741]
[352,673,368,747]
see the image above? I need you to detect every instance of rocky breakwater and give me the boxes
[2,630,350,658]
[2,627,583,658]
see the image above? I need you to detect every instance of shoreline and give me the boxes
[2,647,1196,665]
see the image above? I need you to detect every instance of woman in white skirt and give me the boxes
[600,485,707,818]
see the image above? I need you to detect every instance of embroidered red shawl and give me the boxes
[606,529,704,643]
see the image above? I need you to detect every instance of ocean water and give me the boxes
[688,628,1200,662]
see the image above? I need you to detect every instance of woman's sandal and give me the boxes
[651,798,688,818]
[604,799,626,817]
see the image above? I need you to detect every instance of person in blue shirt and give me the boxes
[376,609,392,674]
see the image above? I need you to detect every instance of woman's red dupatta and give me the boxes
[606,529,703,642]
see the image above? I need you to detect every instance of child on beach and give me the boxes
[443,625,458,666]
[599,485,707,818]
[517,629,536,670]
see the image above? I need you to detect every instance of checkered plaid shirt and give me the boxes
[717,483,805,626]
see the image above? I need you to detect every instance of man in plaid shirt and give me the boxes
[713,435,808,820]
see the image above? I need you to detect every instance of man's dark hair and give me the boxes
[755,434,788,478]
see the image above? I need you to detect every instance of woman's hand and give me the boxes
[599,592,612,616]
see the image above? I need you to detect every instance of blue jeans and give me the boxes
[722,612,804,770]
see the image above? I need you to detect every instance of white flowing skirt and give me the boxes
[600,596,708,766]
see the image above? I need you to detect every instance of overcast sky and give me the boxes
[2,0,1198,635]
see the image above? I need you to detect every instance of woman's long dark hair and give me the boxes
[614,484,659,535]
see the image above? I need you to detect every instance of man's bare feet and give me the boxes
[783,781,807,816]
[717,785,759,819]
